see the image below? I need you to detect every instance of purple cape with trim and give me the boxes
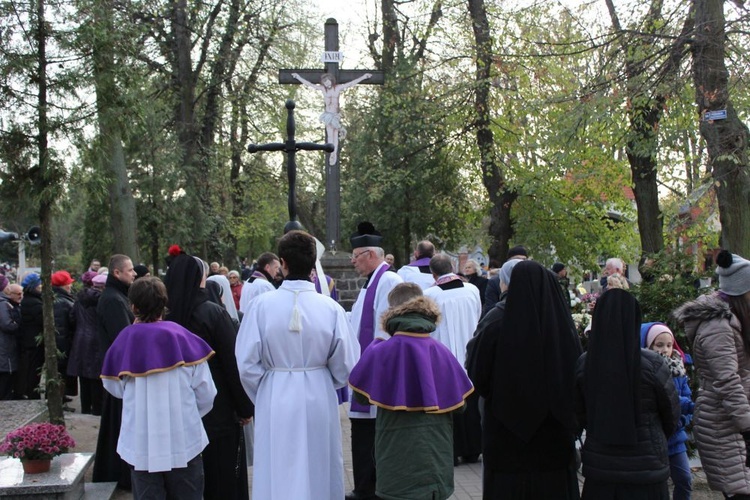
[348,332,474,414]
[101,321,214,379]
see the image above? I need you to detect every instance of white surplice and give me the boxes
[348,262,403,418]
[235,280,359,500]
[238,277,275,314]
[103,363,216,473]
[397,264,435,290]
[424,279,481,367]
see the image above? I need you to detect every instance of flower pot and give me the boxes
[21,458,51,474]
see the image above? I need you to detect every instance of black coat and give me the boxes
[468,274,489,308]
[482,276,501,317]
[20,290,43,350]
[0,294,21,372]
[468,293,576,473]
[97,276,134,351]
[67,287,103,379]
[186,294,254,433]
[574,349,680,484]
[52,287,76,358]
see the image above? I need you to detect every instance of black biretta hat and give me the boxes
[350,221,383,249]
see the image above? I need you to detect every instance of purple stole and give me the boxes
[351,263,389,412]
[408,257,431,267]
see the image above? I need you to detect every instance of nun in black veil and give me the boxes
[574,288,679,499]
[469,260,583,499]
[164,253,254,500]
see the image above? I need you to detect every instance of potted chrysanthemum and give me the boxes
[0,422,76,474]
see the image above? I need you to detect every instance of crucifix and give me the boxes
[279,18,384,249]
[247,100,334,233]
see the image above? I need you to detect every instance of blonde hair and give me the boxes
[606,273,629,290]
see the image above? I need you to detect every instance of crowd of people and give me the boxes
[3,226,750,500]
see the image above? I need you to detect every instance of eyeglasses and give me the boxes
[351,250,371,260]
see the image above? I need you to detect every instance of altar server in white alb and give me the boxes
[424,254,483,465]
[100,277,217,500]
[347,221,403,500]
[236,230,359,500]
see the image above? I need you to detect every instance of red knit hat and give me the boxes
[51,270,74,287]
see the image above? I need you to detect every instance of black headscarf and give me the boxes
[490,260,582,442]
[584,288,642,445]
[164,253,206,327]
[205,280,223,307]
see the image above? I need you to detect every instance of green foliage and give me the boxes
[631,250,708,350]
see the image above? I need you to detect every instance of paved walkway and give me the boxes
[61,398,721,499]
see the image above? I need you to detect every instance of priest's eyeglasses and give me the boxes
[351,250,371,261]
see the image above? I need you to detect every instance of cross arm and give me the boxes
[338,70,384,85]
[247,143,285,153]
[279,69,385,85]
[296,142,335,153]
[279,70,324,84]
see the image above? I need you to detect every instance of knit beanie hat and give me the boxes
[21,273,41,290]
[716,250,750,297]
[92,273,107,288]
[81,271,97,287]
[499,258,522,287]
[646,323,673,349]
[0,274,8,292]
[133,265,149,279]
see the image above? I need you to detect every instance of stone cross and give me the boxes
[247,100,333,229]
[279,18,384,249]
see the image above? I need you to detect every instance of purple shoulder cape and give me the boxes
[348,332,474,413]
[101,321,214,379]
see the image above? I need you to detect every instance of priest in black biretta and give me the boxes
[350,221,383,249]
[473,260,582,499]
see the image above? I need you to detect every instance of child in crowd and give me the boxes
[100,277,217,500]
[641,322,694,500]
[348,283,474,500]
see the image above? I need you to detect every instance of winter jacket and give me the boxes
[639,323,694,456]
[574,349,680,484]
[185,291,254,433]
[674,293,750,495]
[67,287,103,379]
[668,375,693,456]
[0,294,21,372]
[96,275,134,351]
[19,290,43,350]
[52,287,76,372]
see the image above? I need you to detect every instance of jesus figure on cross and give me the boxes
[291,71,372,165]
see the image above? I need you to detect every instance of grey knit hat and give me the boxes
[716,250,750,297]
[499,258,522,287]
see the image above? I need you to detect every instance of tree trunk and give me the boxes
[468,0,516,264]
[627,99,665,255]
[36,0,63,425]
[605,0,694,257]
[92,0,138,260]
[170,0,202,245]
[693,0,750,255]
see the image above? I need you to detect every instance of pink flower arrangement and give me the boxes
[0,422,75,460]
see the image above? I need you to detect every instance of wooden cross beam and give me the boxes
[279,18,384,250]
